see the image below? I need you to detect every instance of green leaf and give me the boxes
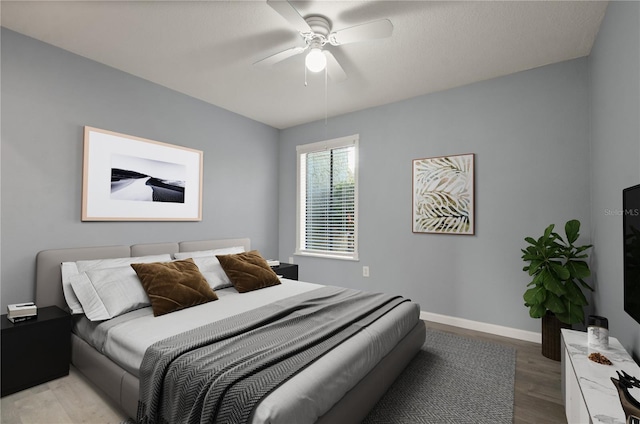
[524,237,537,245]
[524,287,546,305]
[541,269,566,296]
[564,280,588,306]
[544,244,561,257]
[567,260,591,279]
[544,292,566,314]
[550,232,566,246]
[543,224,555,240]
[522,252,541,262]
[522,247,540,258]
[529,303,546,319]
[528,260,544,276]
[554,311,571,324]
[575,245,592,254]
[554,299,586,324]
[531,271,546,287]
[565,220,580,244]
[550,261,570,280]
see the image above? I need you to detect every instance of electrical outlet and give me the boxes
[289,257,294,264]
[363,266,370,277]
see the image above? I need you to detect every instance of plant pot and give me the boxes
[541,311,571,361]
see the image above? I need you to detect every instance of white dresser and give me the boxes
[562,329,640,424]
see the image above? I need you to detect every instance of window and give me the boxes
[296,135,358,260]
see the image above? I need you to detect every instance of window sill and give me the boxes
[294,251,359,261]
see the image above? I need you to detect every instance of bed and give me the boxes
[35,238,426,423]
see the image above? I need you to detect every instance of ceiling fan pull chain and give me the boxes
[325,66,328,126]
[324,65,329,139]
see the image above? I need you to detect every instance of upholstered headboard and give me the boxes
[35,238,251,310]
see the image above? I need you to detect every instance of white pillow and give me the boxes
[70,265,151,321]
[61,254,172,314]
[173,246,245,259]
[174,246,244,289]
[61,262,85,314]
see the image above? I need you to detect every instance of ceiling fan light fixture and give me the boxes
[305,48,326,72]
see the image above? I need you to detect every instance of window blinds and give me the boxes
[297,135,358,259]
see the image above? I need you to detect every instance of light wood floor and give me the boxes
[1,321,567,424]
[0,366,127,424]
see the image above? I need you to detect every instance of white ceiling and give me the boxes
[1,1,608,129]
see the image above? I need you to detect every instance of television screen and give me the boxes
[624,184,640,324]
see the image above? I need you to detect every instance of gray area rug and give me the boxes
[362,328,516,424]
[121,329,516,424]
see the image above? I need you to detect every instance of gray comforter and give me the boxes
[137,286,408,424]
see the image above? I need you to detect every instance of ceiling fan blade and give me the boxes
[324,51,347,82]
[254,46,307,67]
[329,19,393,45]
[266,0,312,34]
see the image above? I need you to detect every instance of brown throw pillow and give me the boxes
[216,250,281,293]
[131,258,217,317]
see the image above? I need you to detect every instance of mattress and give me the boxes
[73,279,420,423]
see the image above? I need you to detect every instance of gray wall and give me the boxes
[3,2,638,353]
[588,1,640,357]
[1,29,280,310]
[279,57,591,334]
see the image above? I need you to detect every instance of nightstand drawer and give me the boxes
[271,263,298,280]
[1,306,71,396]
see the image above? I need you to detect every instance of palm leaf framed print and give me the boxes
[412,153,475,235]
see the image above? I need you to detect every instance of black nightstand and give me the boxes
[1,305,71,397]
[271,263,299,280]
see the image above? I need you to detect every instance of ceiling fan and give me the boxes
[255,0,394,82]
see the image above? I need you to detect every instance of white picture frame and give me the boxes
[82,126,203,221]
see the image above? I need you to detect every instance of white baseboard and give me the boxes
[420,311,541,344]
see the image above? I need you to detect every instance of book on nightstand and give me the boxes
[7,315,37,323]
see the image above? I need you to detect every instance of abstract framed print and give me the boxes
[412,153,475,234]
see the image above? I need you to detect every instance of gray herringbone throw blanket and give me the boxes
[137,286,408,424]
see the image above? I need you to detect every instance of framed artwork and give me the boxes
[412,153,475,235]
[82,126,203,221]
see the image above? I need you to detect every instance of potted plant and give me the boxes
[521,219,593,360]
